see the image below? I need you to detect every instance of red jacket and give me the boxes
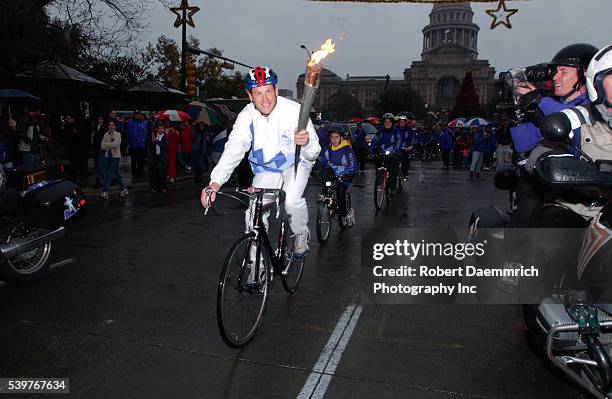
[166,128,179,153]
[180,125,194,153]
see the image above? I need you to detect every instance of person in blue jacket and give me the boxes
[317,120,331,149]
[352,122,368,172]
[396,114,414,175]
[439,126,453,170]
[482,126,497,170]
[318,126,358,225]
[510,44,598,154]
[370,113,403,192]
[469,127,485,179]
[126,111,148,178]
[509,43,598,227]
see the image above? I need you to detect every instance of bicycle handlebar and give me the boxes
[204,187,286,216]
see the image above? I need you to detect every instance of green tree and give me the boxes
[196,48,244,98]
[0,0,164,78]
[144,36,244,97]
[143,35,183,88]
[451,70,481,119]
[324,90,364,121]
[0,1,77,74]
[375,88,426,119]
[79,53,150,89]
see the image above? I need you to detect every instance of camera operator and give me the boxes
[508,43,599,227]
[526,44,612,227]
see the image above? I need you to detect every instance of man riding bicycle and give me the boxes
[200,66,321,257]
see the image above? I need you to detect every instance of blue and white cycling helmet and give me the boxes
[243,66,278,90]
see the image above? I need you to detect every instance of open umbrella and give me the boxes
[195,107,219,126]
[448,118,466,128]
[0,89,41,103]
[348,116,364,123]
[466,117,489,127]
[186,101,220,126]
[211,129,228,164]
[154,110,191,122]
[0,89,42,119]
[184,101,205,120]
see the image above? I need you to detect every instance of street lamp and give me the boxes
[300,44,312,59]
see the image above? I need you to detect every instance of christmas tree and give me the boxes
[451,69,481,119]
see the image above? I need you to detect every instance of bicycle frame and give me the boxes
[320,179,340,216]
[375,155,392,192]
[241,192,289,288]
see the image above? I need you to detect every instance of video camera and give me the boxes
[496,63,556,122]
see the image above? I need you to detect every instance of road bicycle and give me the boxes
[316,176,354,243]
[205,187,305,347]
[374,152,402,211]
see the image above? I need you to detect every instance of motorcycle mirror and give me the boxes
[540,112,572,142]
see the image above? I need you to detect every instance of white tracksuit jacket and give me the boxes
[210,96,321,235]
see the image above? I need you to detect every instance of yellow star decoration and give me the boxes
[486,0,518,30]
[170,0,200,28]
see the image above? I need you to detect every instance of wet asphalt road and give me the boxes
[0,161,587,398]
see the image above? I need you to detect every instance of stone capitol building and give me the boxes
[296,1,496,115]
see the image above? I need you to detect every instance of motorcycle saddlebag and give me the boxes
[22,180,86,229]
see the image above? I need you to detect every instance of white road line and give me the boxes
[297,303,363,399]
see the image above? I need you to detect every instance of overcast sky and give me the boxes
[139,0,610,91]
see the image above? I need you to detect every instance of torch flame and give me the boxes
[308,39,336,67]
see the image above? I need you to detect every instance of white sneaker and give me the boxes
[345,208,355,227]
[293,230,310,258]
[119,188,129,197]
[245,259,267,291]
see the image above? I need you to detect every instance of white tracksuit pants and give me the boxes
[244,163,312,236]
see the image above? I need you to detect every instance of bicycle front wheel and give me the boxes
[374,170,385,210]
[338,192,351,229]
[397,170,403,193]
[217,234,271,348]
[316,202,332,243]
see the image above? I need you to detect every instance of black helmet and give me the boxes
[328,124,346,136]
[550,43,598,70]
[550,43,598,99]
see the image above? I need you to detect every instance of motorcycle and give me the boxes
[469,114,612,398]
[0,162,86,284]
[525,155,612,399]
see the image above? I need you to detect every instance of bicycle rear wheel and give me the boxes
[316,202,332,243]
[217,234,271,348]
[374,170,385,210]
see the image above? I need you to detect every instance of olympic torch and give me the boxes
[295,39,336,176]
